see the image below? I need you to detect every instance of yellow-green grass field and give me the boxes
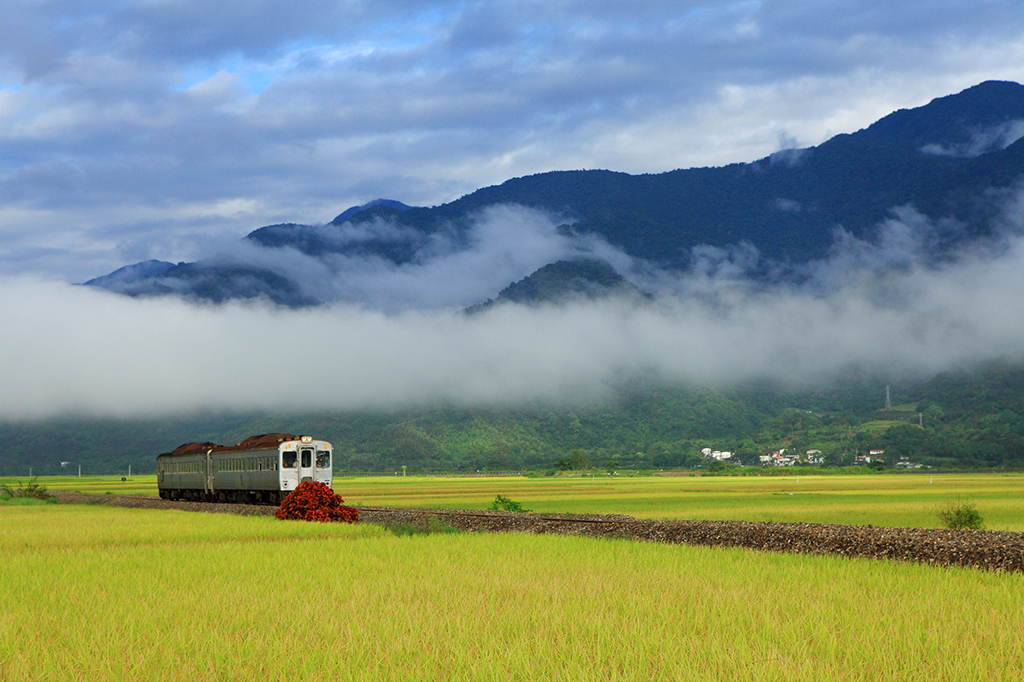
[16,471,1024,531]
[3,475,154,497]
[2,503,1023,681]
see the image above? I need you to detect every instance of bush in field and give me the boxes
[0,477,51,501]
[937,498,984,530]
[489,494,529,513]
[275,481,359,523]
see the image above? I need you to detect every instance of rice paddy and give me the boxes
[2,503,1023,681]
[2,472,1023,680]
[17,470,1024,530]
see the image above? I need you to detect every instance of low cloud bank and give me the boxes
[3,210,1024,419]
[206,205,636,311]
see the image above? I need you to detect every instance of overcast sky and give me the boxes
[2,0,1024,282]
[2,1,1024,421]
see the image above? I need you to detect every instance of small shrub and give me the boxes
[275,481,359,523]
[0,477,50,501]
[937,499,984,530]
[489,494,529,513]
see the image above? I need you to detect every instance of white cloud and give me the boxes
[3,197,1024,420]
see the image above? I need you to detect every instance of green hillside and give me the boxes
[3,363,1023,476]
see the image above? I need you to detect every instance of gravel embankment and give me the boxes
[50,491,277,517]
[51,491,1024,572]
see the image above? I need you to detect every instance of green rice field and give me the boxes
[18,471,1024,531]
[2,501,1022,681]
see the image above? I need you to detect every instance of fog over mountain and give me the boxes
[3,181,1023,420]
[4,80,1024,421]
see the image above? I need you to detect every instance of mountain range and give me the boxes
[83,80,1024,309]
[16,80,1022,475]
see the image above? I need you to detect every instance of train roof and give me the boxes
[163,433,306,458]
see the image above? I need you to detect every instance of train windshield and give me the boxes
[282,451,297,469]
[316,451,331,469]
[301,449,313,468]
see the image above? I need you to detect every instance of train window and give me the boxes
[301,449,312,468]
[282,451,297,469]
[316,451,331,469]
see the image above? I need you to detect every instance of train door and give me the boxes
[314,445,332,488]
[280,445,299,494]
[298,445,314,484]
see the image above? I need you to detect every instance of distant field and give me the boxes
[13,471,1024,531]
[2,503,1022,681]
[3,474,155,497]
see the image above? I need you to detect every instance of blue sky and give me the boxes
[2,0,1023,282]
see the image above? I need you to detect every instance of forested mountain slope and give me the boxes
[4,363,1022,475]
[83,81,1024,306]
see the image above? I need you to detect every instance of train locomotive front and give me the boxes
[157,433,332,504]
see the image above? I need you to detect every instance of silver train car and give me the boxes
[157,433,332,504]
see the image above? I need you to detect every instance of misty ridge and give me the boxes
[84,80,1024,312]
[4,80,1024,420]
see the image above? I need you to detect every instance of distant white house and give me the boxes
[856,449,885,464]
[761,449,801,466]
[758,447,824,466]
[702,447,733,461]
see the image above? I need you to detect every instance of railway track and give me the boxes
[49,492,1024,573]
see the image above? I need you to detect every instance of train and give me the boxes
[157,433,332,504]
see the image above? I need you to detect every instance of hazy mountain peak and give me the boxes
[858,80,1024,155]
[466,259,645,313]
[330,199,415,225]
[81,259,176,292]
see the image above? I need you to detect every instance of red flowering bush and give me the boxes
[275,481,359,523]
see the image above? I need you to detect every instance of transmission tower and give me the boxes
[884,385,892,411]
